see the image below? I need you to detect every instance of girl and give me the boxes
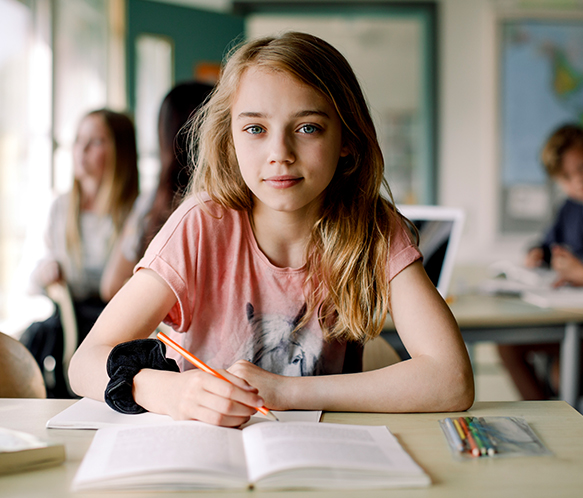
[69,32,473,425]
[23,109,139,397]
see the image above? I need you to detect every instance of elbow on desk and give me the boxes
[442,368,475,412]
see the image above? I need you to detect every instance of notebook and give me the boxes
[46,397,321,430]
[398,204,465,298]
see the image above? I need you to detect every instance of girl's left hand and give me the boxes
[227,360,290,411]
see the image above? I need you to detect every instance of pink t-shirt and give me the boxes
[137,194,421,375]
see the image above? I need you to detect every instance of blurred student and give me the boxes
[525,123,583,285]
[500,123,583,400]
[100,82,213,301]
[21,109,139,397]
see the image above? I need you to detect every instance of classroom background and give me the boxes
[2,0,583,404]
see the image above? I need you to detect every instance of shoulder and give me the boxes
[556,199,583,219]
[169,193,239,227]
[387,207,422,281]
[51,192,70,211]
[389,208,416,248]
[46,193,70,224]
[147,193,243,251]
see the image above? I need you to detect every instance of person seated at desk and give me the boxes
[21,109,139,398]
[69,32,474,427]
[100,81,213,301]
[499,123,583,400]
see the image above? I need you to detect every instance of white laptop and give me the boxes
[397,205,465,298]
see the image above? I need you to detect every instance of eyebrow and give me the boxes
[236,109,331,119]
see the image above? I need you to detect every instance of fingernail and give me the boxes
[256,398,265,407]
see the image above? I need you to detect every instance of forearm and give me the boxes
[69,269,178,401]
[68,343,113,401]
[283,355,474,413]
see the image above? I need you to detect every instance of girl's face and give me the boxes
[231,67,348,218]
[73,114,114,183]
[556,146,583,203]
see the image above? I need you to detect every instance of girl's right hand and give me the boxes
[135,368,264,427]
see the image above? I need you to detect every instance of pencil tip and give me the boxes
[266,411,280,422]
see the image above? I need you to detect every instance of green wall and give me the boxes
[127,0,245,111]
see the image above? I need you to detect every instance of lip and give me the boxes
[263,175,303,189]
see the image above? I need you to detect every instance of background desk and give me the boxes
[383,293,583,409]
[1,398,583,497]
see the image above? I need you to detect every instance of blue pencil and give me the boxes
[475,417,496,456]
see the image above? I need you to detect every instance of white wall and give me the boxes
[439,0,504,265]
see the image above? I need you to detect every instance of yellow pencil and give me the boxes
[156,331,279,421]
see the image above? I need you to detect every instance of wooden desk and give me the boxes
[1,398,583,497]
[383,293,583,408]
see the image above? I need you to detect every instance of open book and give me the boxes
[72,421,430,491]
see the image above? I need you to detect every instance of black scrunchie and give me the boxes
[105,338,180,414]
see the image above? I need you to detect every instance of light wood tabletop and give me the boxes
[1,398,582,497]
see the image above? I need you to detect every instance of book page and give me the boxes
[242,422,428,484]
[48,397,321,429]
[72,422,247,491]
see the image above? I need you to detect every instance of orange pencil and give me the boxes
[157,331,279,421]
[458,417,480,457]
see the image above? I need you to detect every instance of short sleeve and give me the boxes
[387,214,422,281]
[135,199,202,332]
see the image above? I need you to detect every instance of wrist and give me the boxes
[104,338,179,414]
[132,369,180,416]
[281,375,321,411]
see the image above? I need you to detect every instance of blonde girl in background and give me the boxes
[22,109,139,397]
[70,33,473,422]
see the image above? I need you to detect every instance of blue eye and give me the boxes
[245,125,264,135]
[299,124,319,134]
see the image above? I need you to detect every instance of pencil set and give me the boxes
[441,417,495,458]
[439,416,551,460]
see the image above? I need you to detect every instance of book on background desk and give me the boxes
[521,287,583,309]
[0,427,65,475]
[478,261,557,296]
[72,421,430,492]
[46,397,321,429]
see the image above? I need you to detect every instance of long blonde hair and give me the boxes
[66,109,139,260]
[189,32,407,342]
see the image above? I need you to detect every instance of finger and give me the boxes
[183,404,252,427]
[201,374,264,409]
[197,389,258,418]
[552,245,571,257]
[218,368,258,392]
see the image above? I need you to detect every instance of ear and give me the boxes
[340,144,350,157]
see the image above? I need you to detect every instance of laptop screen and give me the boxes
[397,205,465,298]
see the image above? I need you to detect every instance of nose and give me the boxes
[268,131,295,165]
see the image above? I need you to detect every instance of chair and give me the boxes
[363,336,401,371]
[0,331,46,398]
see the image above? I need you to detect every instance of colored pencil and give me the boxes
[475,417,496,456]
[458,417,480,457]
[467,418,487,455]
[157,331,279,421]
[452,418,466,442]
[444,418,465,452]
